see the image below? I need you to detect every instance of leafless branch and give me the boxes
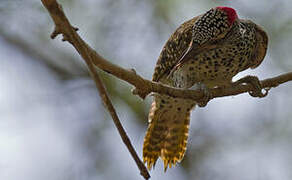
[41,0,150,179]
[86,57,150,180]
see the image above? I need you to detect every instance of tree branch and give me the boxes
[86,59,150,180]
[41,0,292,177]
[41,0,150,179]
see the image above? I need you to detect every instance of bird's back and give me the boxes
[152,16,200,83]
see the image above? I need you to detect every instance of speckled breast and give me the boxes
[171,21,257,89]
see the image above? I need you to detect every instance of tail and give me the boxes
[143,95,195,171]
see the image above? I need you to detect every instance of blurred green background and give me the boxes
[0,0,292,179]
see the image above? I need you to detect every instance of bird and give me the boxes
[142,6,268,171]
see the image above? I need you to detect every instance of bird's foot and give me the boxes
[190,83,212,107]
[233,75,270,98]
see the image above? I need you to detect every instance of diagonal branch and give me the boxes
[86,58,151,180]
[41,0,150,179]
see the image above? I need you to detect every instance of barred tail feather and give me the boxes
[143,95,195,171]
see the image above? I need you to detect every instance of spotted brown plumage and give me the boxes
[143,7,268,171]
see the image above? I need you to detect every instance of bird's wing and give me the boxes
[250,24,268,69]
[171,19,233,74]
[152,16,200,82]
[170,41,218,74]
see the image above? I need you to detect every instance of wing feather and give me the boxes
[152,16,200,82]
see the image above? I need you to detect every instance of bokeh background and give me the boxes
[1,0,292,180]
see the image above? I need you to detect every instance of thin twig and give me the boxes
[87,60,150,180]
[41,0,150,179]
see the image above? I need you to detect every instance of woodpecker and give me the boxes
[143,6,268,171]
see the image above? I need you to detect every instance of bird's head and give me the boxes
[192,6,239,45]
[215,6,238,25]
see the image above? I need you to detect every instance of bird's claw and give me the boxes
[191,83,212,107]
[233,75,269,98]
[198,90,211,107]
